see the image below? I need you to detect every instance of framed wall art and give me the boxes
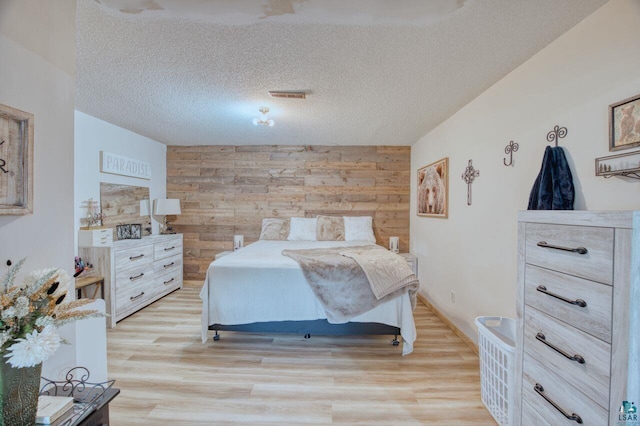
[610,93,640,151]
[417,157,448,218]
[116,224,131,240]
[0,104,34,215]
[130,224,142,239]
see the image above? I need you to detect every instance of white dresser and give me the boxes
[515,211,639,425]
[79,234,183,328]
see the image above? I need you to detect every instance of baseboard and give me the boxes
[417,293,478,355]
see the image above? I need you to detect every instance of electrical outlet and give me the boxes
[450,290,456,304]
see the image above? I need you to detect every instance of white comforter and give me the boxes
[200,240,417,355]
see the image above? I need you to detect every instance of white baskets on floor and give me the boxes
[475,316,516,426]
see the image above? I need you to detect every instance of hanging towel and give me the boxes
[527,146,574,210]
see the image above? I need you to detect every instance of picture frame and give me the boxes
[116,224,131,240]
[130,223,142,239]
[609,93,640,151]
[417,157,449,218]
[0,104,34,215]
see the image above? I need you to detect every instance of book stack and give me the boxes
[36,395,75,425]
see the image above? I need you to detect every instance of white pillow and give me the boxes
[344,216,375,242]
[287,218,318,241]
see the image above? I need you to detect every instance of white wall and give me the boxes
[0,0,79,378]
[74,110,167,249]
[411,0,640,343]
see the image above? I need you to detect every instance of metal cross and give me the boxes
[461,159,480,205]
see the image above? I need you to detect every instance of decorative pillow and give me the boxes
[287,217,318,241]
[316,216,345,241]
[344,216,376,242]
[259,218,290,240]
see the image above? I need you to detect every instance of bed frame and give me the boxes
[209,320,401,346]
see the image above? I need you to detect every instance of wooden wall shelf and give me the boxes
[595,150,640,179]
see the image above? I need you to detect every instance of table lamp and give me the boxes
[154,199,181,234]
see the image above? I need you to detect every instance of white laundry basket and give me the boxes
[475,316,516,426]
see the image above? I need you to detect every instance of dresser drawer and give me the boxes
[78,228,113,247]
[154,269,182,295]
[525,223,613,285]
[115,244,154,270]
[522,353,608,425]
[523,308,611,409]
[524,264,612,342]
[114,262,154,292]
[154,253,182,275]
[115,280,155,317]
[154,238,182,261]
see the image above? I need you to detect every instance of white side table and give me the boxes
[399,253,418,276]
[215,251,233,260]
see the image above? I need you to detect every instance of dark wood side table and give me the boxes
[78,387,120,426]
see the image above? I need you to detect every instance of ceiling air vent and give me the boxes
[268,91,307,99]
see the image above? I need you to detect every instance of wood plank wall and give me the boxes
[167,145,411,281]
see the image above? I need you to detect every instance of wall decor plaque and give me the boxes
[0,104,34,215]
[100,151,151,180]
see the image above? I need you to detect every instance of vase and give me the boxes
[0,359,42,426]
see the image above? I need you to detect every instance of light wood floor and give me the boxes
[107,282,497,425]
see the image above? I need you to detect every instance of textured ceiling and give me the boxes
[76,0,608,146]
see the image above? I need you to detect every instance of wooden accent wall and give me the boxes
[167,145,410,281]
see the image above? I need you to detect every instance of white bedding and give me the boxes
[200,240,417,355]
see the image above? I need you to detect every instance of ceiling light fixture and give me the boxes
[252,107,274,127]
[269,91,306,99]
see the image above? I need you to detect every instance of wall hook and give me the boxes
[546,125,567,147]
[503,140,519,166]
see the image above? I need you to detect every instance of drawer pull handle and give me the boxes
[537,241,588,255]
[129,254,145,260]
[164,246,176,251]
[130,291,145,301]
[534,383,583,424]
[535,333,585,364]
[536,285,587,308]
[163,262,175,268]
[129,273,145,281]
[163,278,175,285]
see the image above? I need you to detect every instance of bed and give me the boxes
[200,239,418,355]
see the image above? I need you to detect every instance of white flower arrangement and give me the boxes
[0,259,103,369]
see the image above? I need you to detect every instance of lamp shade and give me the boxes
[139,199,151,216]
[154,199,181,215]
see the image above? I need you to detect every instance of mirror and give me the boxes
[100,182,151,238]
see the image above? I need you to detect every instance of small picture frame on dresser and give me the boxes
[116,224,131,240]
[130,224,142,239]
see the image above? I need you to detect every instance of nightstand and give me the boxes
[399,253,418,275]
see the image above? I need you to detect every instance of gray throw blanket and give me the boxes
[282,245,419,323]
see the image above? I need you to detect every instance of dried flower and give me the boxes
[0,259,104,368]
[4,325,61,368]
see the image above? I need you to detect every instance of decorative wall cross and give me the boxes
[461,159,480,205]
